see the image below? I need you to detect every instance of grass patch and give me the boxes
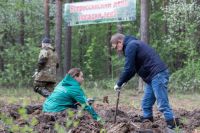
[170,93,200,110]
[0,87,200,110]
[0,88,44,105]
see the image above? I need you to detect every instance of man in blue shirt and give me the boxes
[110,33,179,129]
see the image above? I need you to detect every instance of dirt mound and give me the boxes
[175,109,200,132]
[0,103,200,133]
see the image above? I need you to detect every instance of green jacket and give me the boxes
[42,74,100,120]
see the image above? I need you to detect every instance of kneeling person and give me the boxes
[43,68,101,121]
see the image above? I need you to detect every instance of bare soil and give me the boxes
[0,102,200,133]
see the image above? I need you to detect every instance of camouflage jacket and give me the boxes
[34,45,58,83]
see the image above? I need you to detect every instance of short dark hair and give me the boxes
[68,68,81,77]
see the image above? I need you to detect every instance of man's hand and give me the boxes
[114,84,121,91]
[114,83,126,91]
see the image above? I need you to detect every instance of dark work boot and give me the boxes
[141,116,154,122]
[33,86,39,92]
[166,118,180,129]
[40,87,51,97]
[36,87,51,98]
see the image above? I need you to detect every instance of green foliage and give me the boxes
[84,36,108,79]
[0,0,44,44]
[66,109,80,128]
[54,123,66,133]
[100,128,107,133]
[0,0,200,93]
[0,104,83,133]
[179,117,188,125]
[0,0,45,87]
[0,41,39,87]
[84,76,139,91]
[162,0,200,71]
[0,112,20,132]
[20,125,34,133]
[54,110,81,133]
[30,117,38,127]
[159,0,200,92]
[111,55,124,78]
[18,108,28,120]
[169,59,200,92]
[0,106,38,133]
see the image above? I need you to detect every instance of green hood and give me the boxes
[62,74,80,86]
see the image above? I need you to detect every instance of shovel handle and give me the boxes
[114,91,120,123]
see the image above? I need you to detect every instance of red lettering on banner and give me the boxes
[70,3,112,13]
[79,13,103,21]
[79,10,117,21]
[103,11,117,18]
[113,0,128,8]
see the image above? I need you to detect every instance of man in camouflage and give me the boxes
[33,37,59,97]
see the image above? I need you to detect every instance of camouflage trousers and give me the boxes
[33,81,56,98]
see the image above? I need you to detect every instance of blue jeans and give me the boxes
[141,69,174,121]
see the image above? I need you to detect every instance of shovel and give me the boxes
[114,90,120,123]
[114,83,126,123]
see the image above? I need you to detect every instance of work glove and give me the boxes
[87,98,95,105]
[114,84,121,92]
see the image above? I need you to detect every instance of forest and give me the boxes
[0,0,200,92]
[0,0,200,133]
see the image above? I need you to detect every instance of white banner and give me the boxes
[64,0,136,26]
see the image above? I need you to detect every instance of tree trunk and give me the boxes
[78,28,85,68]
[196,0,200,53]
[117,23,123,33]
[140,0,149,43]
[44,0,50,38]
[0,45,4,71]
[55,0,63,78]
[138,0,149,91]
[197,0,200,4]
[107,24,112,76]
[163,0,168,34]
[64,26,72,74]
[64,0,73,74]
[19,0,25,46]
